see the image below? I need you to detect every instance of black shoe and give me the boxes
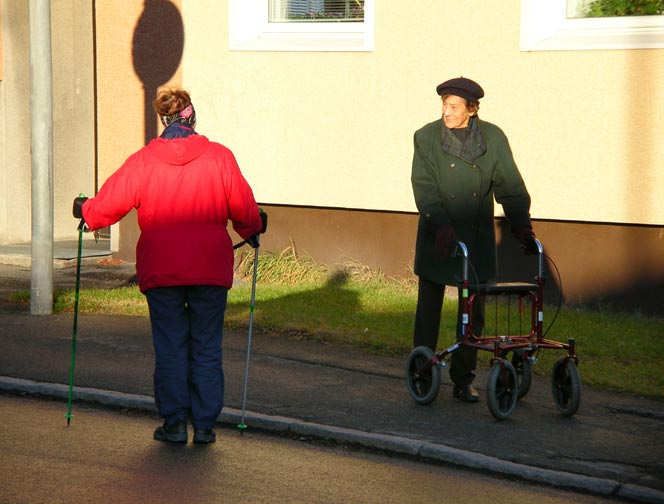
[453,384,479,403]
[193,429,216,444]
[153,420,187,443]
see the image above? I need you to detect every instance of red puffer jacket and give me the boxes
[82,134,262,292]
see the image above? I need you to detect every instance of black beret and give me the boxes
[436,77,484,102]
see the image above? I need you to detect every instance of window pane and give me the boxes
[567,0,664,18]
[268,0,364,23]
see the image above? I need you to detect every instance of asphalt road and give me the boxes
[1,394,617,504]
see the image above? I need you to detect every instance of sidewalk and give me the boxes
[0,259,663,503]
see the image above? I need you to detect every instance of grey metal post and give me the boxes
[29,0,54,315]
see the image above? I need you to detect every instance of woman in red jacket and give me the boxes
[73,89,265,444]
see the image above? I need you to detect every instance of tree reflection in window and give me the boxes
[568,0,663,18]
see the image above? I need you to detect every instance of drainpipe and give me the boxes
[29,0,54,315]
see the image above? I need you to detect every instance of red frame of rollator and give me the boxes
[450,239,577,364]
[407,238,582,420]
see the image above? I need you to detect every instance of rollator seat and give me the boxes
[471,282,538,295]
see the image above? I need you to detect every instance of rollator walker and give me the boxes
[405,239,581,420]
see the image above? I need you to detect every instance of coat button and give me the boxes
[472,192,478,198]
[450,194,456,199]
[450,163,456,169]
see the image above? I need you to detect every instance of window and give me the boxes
[268,0,364,23]
[229,0,374,51]
[521,0,664,50]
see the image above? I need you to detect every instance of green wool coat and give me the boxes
[411,118,532,286]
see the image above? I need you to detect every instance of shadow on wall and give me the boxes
[132,0,184,145]
[496,219,664,317]
[495,219,562,309]
[118,0,184,259]
[562,223,664,317]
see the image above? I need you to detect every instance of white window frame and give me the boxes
[520,0,664,51]
[229,0,374,52]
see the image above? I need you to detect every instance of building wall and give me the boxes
[175,0,663,314]
[94,0,183,254]
[51,1,95,240]
[0,0,94,244]
[119,0,663,314]
[183,0,663,227]
[1,1,661,314]
[0,0,32,244]
[0,2,9,243]
[0,0,181,248]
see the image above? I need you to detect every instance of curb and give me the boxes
[1,376,663,504]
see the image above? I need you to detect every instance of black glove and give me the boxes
[259,208,268,234]
[72,196,88,219]
[247,234,260,248]
[513,226,539,255]
[435,224,458,258]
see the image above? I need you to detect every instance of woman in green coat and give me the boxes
[411,77,537,402]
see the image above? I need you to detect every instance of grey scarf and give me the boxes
[440,116,487,163]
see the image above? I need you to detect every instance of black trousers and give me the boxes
[413,276,485,386]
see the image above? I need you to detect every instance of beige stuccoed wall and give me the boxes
[507,49,662,225]
[94,2,145,192]
[0,0,182,246]
[182,0,663,226]
[95,1,182,185]
[94,0,183,252]
[1,0,659,312]
[51,1,95,240]
[1,1,32,244]
[0,0,94,244]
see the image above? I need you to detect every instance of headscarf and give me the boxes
[160,102,196,128]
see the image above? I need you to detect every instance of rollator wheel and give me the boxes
[500,349,533,399]
[486,359,518,420]
[405,346,440,405]
[551,357,581,417]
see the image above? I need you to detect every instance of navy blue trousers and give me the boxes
[145,285,228,430]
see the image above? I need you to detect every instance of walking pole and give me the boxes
[65,218,85,426]
[237,241,259,435]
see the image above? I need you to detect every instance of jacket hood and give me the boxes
[147,134,210,165]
